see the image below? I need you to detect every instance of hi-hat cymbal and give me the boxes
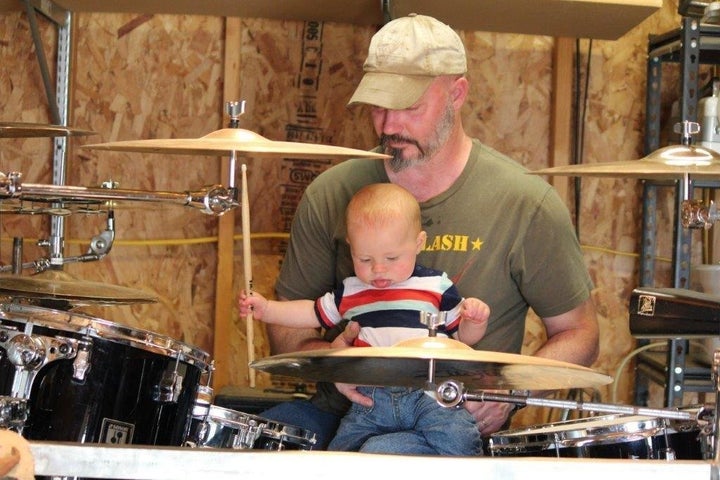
[82,128,389,159]
[0,270,158,306]
[0,122,97,138]
[532,144,720,180]
[250,337,612,390]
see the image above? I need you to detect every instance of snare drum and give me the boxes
[0,303,211,446]
[487,414,704,460]
[186,402,317,450]
[186,403,264,449]
[255,418,317,450]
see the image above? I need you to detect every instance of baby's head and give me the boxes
[346,183,426,288]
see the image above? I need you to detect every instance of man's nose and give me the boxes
[378,109,403,135]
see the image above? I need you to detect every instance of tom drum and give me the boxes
[0,303,211,446]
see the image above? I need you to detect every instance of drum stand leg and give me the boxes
[713,350,720,465]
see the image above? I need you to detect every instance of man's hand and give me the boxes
[330,320,360,348]
[330,322,373,407]
[464,397,514,435]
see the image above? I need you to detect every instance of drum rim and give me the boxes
[488,414,667,449]
[0,303,211,367]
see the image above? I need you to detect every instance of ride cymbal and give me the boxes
[250,337,612,391]
[532,144,720,180]
[0,122,97,138]
[82,128,389,159]
[0,270,158,306]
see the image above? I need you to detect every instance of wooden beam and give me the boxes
[212,16,242,391]
[549,37,575,207]
[1,0,662,40]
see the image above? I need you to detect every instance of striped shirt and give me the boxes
[314,265,464,347]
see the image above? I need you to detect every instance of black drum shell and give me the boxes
[487,414,705,460]
[0,304,210,447]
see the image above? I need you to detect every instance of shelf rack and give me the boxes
[635,16,720,407]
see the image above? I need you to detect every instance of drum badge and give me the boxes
[637,295,656,316]
[101,419,135,445]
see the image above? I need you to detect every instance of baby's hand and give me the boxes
[236,289,268,319]
[461,297,490,326]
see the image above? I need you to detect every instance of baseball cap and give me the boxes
[348,13,467,110]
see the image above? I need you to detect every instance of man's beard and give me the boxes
[381,102,456,173]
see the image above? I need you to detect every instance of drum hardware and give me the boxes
[0,197,115,275]
[0,171,239,217]
[418,310,447,392]
[0,397,29,430]
[0,325,78,399]
[153,356,184,403]
[531,121,720,229]
[712,349,720,462]
[434,379,697,421]
[71,339,93,382]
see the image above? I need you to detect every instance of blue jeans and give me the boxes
[259,399,341,450]
[328,386,481,456]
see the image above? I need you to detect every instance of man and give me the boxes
[261,13,599,454]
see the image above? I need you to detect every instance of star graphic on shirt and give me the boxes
[472,238,483,250]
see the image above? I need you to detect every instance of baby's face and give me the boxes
[348,221,421,288]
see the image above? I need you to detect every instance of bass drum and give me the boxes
[487,413,707,460]
[0,303,211,446]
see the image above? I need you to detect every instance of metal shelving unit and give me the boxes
[635,16,720,407]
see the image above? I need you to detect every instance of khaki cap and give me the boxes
[348,13,467,110]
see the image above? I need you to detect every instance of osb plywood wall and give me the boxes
[0,0,709,431]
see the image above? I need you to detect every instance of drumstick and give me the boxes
[241,163,255,388]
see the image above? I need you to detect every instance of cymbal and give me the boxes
[82,128,389,159]
[250,337,612,390]
[531,144,720,180]
[0,270,158,306]
[0,122,97,138]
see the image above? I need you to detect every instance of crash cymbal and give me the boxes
[82,128,389,159]
[0,122,97,138]
[532,144,720,180]
[0,270,158,306]
[250,336,612,390]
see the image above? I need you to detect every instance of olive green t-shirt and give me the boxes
[275,139,593,414]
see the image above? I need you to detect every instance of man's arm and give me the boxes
[534,297,600,367]
[464,297,599,435]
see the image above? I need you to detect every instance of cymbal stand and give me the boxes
[673,122,720,229]
[224,100,245,202]
[419,311,447,391]
[0,171,238,216]
[713,349,720,462]
[435,379,697,421]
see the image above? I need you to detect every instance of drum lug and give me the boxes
[71,340,93,381]
[153,364,184,403]
[236,420,263,449]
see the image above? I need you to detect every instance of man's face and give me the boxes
[370,77,457,172]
